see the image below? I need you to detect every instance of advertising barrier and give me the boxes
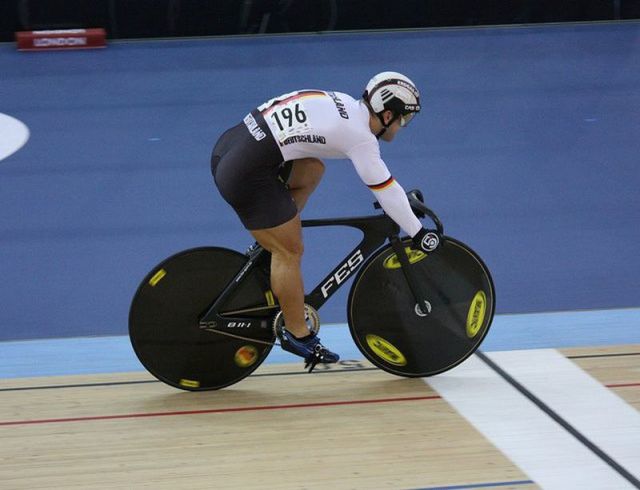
[15,28,106,51]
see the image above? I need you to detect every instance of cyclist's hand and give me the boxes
[412,227,441,252]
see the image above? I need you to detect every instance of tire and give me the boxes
[347,237,495,377]
[129,247,275,390]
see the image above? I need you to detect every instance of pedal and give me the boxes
[304,344,333,373]
[305,358,319,373]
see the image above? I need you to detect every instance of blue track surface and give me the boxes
[1,22,639,341]
[0,308,638,378]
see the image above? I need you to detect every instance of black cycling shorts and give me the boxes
[210,110,297,230]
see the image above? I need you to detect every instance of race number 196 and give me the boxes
[270,102,307,131]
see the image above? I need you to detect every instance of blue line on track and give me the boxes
[0,308,638,379]
[411,479,535,489]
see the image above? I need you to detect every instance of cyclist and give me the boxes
[211,71,437,369]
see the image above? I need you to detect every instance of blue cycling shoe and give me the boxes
[277,329,340,372]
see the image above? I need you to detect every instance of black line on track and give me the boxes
[0,380,159,392]
[0,366,378,392]
[2,351,638,392]
[476,350,640,488]
[567,351,640,359]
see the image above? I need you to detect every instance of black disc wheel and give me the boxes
[348,238,495,377]
[129,247,276,390]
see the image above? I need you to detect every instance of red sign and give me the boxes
[16,29,106,51]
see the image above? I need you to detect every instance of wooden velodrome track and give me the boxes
[1,343,638,489]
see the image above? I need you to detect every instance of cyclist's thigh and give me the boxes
[287,158,325,189]
[250,214,303,256]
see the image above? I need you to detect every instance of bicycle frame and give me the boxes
[200,214,400,330]
[302,215,399,310]
[200,192,440,333]
[199,213,400,330]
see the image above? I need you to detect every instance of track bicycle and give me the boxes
[129,190,495,390]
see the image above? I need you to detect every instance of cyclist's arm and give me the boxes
[348,143,422,238]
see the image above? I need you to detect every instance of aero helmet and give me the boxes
[363,71,421,136]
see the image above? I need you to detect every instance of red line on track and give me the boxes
[0,395,440,427]
[606,382,640,388]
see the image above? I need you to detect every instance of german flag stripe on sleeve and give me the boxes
[368,176,395,191]
[261,91,326,115]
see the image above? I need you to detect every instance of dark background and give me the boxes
[2,0,640,41]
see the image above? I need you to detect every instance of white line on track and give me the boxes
[427,349,640,489]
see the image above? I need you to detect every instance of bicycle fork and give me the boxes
[391,236,476,343]
[389,235,433,316]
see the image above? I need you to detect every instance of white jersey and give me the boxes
[256,90,422,237]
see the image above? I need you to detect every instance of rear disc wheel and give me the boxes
[129,247,276,390]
